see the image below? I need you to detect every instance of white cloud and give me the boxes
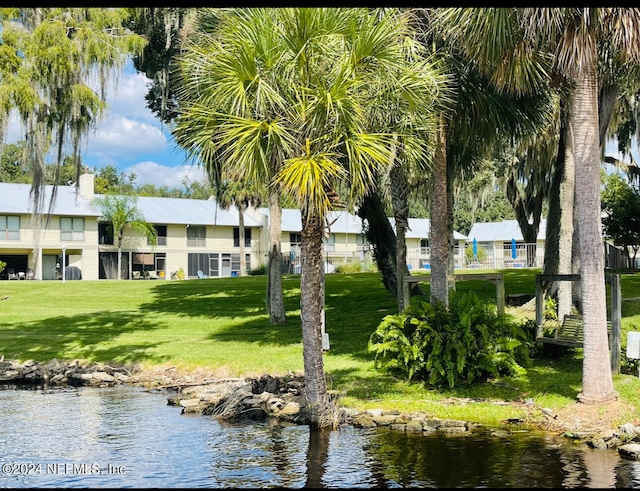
[122,161,207,188]
[103,70,159,126]
[86,117,168,160]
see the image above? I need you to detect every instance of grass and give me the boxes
[2,268,640,428]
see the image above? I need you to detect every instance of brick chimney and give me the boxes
[79,171,94,201]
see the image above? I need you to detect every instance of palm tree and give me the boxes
[173,8,445,423]
[434,7,640,403]
[91,194,157,280]
[172,8,290,325]
[419,11,553,307]
[215,177,264,276]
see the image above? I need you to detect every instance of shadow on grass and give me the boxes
[140,276,302,318]
[324,350,584,404]
[0,311,170,364]
[137,273,397,352]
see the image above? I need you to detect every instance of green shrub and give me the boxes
[334,260,362,274]
[368,291,529,388]
[464,244,487,264]
[544,295,558,321]
[249,264,267,275]
[0,260,5,275]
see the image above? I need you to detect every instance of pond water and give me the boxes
[1,384,640,488]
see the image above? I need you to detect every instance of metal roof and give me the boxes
[468,219,547,242]
[0,182,263,227]
[0,182,100,217]
[388,217,467,240]
[111,195,264,228]
[258,208,366,234]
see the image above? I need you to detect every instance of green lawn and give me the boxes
[2,269,640,427]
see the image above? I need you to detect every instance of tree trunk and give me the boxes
[267,188,286,324]
[557,114,575,320]
[506,172,543,265]
[238,204,247,276]
[543,110,567,298]
[572,56,617,404]
[447,169,456,275]
[117,233,124,281]
[429,121,449,307]
[390,161,410,312]
[300,209,328,423]
[358,192,397,297]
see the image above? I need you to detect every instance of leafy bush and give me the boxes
[334,261,362,274]
[249,264,267,275]
[516,317,545,357]
[368,292,530,388]
[0,260,5,275]
[544,295,558,321]
[464,244,487,264]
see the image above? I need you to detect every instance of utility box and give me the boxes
[627,332,640,360]
[322,332,330,351]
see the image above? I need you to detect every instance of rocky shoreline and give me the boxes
[4,358,640,460]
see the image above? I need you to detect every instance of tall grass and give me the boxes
[1,269,640,426]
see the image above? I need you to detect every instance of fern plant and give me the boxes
[368,291,530,388]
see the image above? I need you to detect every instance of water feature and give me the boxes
[1,384,640,488]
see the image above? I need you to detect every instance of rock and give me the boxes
[352,414,377,428]
[619,443,640,460]
[278,402,301,416]
[406,420,424,432]
[491,430,510,438]
[179,398,205,413]
[365,409,384,418]
[440,426,468,434]
[619,423,640,437]
[372,415,399,426]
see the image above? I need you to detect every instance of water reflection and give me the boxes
[1,385,640,488]
[305,428,329,488]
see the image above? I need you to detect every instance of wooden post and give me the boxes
[495,276,505,316]
[403,276,410,311]
[610,273,621,374]
[535,274,544,339]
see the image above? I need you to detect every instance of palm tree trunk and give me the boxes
[117,234,123,281]
[300,210,328,423]
[390,161,410,312]
[238,204,247,276]
[572,56,617,403]
[543,110,566,297]
[267,188,286,324]
[558,115,575,320]
[447,171,456,275]
[430,121,449,307]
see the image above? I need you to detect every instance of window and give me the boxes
[325,233,335,251]
[233,227,251,247]
[420,238,430,254]
[290,233,302,247]
[187,225,206,246]
[61,217,84,241]
[150,225,167,246]
[0,216,19,241]
[98,222,114,245]
[188,253,227,278]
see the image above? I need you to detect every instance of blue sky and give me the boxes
[5,59,635,188]
[8,60,208,188]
